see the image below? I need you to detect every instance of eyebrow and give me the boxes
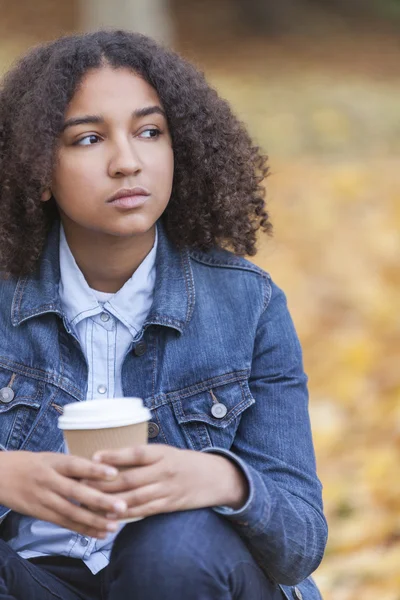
[62,105,166,131]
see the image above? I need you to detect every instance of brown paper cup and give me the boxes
[63,421,148,461]
[58,398,151,523]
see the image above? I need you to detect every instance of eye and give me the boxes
[75,134,101,146]
[139,128,161,139]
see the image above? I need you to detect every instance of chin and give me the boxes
[103,219,158,238]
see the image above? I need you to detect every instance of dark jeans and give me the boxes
[0,509,284,599]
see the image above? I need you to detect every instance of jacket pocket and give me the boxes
[171,377,255,451]
[0,371,42,450]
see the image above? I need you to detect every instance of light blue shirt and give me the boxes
[7,225,158,574]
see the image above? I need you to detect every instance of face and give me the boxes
[48,66,174,239]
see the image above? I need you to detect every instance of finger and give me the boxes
[80,478,115,493]
[45,507,111,539]
[85,463,161,494]
[42,491,122,534]
[55,455,119,481]
[79,478,115,490]
[92,445,164,468]
[105,512,118,519]
[54,473,128,516]
[38,505,110,539]
[80,478,109,492]
[119,482,164,510]
[123,497,171,520]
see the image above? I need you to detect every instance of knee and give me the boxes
[111,509,242,580]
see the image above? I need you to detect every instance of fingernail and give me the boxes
[106,522,119,532]
[92,454,101,462]
[104,467,118,479]
[113,500,127,513]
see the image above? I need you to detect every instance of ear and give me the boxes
[41,189,52,202]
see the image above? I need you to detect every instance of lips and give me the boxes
[107,187,150,203]
[107,187,150,209]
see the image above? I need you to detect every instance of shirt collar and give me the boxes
[59,224,158,337]
[11,218,194,335]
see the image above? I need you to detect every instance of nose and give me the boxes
[108,137,141,178]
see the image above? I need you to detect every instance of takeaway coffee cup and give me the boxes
[58,397,151,459]
[58,397,151,522]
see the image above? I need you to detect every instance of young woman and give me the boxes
[0,30,327,600]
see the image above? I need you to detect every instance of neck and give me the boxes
[61,222,156,294]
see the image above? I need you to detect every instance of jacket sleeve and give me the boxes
[202,279,328,586]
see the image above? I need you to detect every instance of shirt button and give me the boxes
[0,387,15,403]
[148,422,160,439]
[97,385,107,394]
[293,587,303,600]
[211,403,227,419]
[134,341,147,356]
[80,537,90,547]
[100,312,110,322]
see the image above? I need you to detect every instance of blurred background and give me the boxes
[0,1,399,598]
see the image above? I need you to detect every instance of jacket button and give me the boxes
[0,387,15,403]
[148,422,160,439]
[134,341,147,356]
[211,403,227,419]
[293,587,303,600]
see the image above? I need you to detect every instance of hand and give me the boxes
[0,451,128,538]
[90,444,249,520]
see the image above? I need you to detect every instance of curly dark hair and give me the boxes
[0,30,271,275]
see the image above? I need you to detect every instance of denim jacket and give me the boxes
[0,221,327,599]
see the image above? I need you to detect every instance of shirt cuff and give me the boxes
[200,447,271,529]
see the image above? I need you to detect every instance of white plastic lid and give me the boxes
[58,397,151,430]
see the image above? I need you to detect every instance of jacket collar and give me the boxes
[11,219,195,335]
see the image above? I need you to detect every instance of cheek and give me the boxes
[53,158,100,199]
[153,149,174,190]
